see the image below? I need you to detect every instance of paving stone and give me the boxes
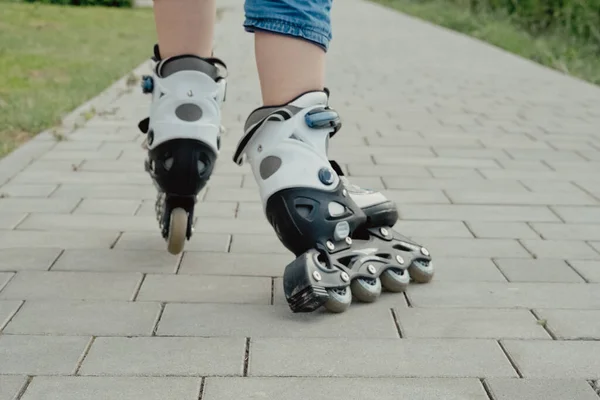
[397,205,559,222]
[17,213,157,232]
[494,259,585,283]
[20,377,201,400]
[568,260,600,282]
[114,231,230,252]
[73,199,141,215]
[410,237,530,258]
[535,309,600,340]
[0,301,21,330]
[179,252,291,277]
[0,213,25,229]
[393,221,473,238]
[0,248,61,271]
[445,191,598,206]
[502,340,600,379]
[0,230,118,249]
[0,198,79,213]
[79,337,244,376]
[407,282,600,309]
[0,335,89,375]
[384,178,527,191]
[52,249,179,274]
[0,273,14,291]
[136,274,271,304]
[158,303,398,338]
[0,271,142,301]
[136,200,237,218]
[466,222,541,239]
[531,223,600,241]
[203,377,489,400]
[229,233,288,254]
[204,188,260,202]
[519,180,582,193]
[425,258,507,282]
[0,184,57,197]
[51,184,156,199]
[485,378,600,400]
[0,376,27,400]
[4,300,160,336]
[520,240,599,259]
[427,168,484,179]
[191,217,274,235]
[248,338,516,377]
[395,308,548,339]
[346,164,431,177]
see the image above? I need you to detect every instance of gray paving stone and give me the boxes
[20,377,201,400]
[0,213,25,229]
[410,237,530,258]
[396,308,548,339]
[191,217,274,235]
[248,338,516,377]
[203,377,489,400]
[384,178,527,191]
[0,335,89,375]
[466,222,541,239]
[0,301,21,330]
[0,248,61,271]
[502,340,600,379]
[4,300,159,336]
[52,249,179,274]
[204,187,260,202]
[17,213,157,232]
[0,273,14,292]
[393,221,474,238]
[427,167,484,179]
[136,274,271,304]
[531,223,600,241]
[229,233,288,254]
[520,180,582,193]
[179,252,291,277]
[0,184,57,198]
[535,309,600,340]
[137,200,237,218]
[73,199,141,215]
[79,337,244,376]
[0,271,142,300]
[114,231,230,252]
[568,260,600,282]
[51,183,156,200]
[0,230,118,249]
[520,240,599,259]
[445,191,598,206]
[382,190,451,204]
[485,378,600,400]
[346,164,431,177]
[157,303,398,338]
[0,198,79,213]
[397,205,559,222]
[494,259,585,283]
[0,376,27,400]
[426,258,507,282]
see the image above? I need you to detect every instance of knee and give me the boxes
[244,0,333,51]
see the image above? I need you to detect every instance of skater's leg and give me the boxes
[139,0,228,255]
[153,0,216,58]
[235,0,434,313]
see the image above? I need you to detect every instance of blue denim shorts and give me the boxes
[244,0,333,52]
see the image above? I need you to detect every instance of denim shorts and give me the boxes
[244,0,333,52]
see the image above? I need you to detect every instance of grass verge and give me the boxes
[0,2,157,158]
[371,0,600,86]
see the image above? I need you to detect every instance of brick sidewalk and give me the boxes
[2,1,600,399]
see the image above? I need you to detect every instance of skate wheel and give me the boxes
[167,207,188,255]
[380,267,410,293]
[409,259,434,283]
[350,277,381,303]
[323,287,352,313]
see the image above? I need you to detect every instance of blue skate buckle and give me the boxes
[141,75,154,94]
[318,167,335,185]
[305,108,340,130]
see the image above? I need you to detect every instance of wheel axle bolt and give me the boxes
[341,272,350,282]
[380,227,388,236]
[312,271,322,281]
[421,247,430,256]
[367,264,376,274]
[326,241,335,250]
[345,237,352,245]
[396,255,405,264]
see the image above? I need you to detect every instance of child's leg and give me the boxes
[138,0,228,255]
[234,1,434,314]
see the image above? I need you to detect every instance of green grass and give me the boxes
[372,0,600,86]
[0,2,157,157]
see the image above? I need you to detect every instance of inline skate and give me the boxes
[233,89,434,313]
[138,45,227,254]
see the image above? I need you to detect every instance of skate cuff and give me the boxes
[243,17,331,52]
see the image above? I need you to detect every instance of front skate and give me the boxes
[233,89,433,313]
[138,45,227,254]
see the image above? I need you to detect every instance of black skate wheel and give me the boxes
[380,267,410,293]
[167,207,188,255]
[409,259,434,283]
[350,277,382,303]
[323,287,352,313]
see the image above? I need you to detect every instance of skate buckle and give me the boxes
[305,108,340,130]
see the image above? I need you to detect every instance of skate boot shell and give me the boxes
[233,90,433,313]
[139,45,227,255]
